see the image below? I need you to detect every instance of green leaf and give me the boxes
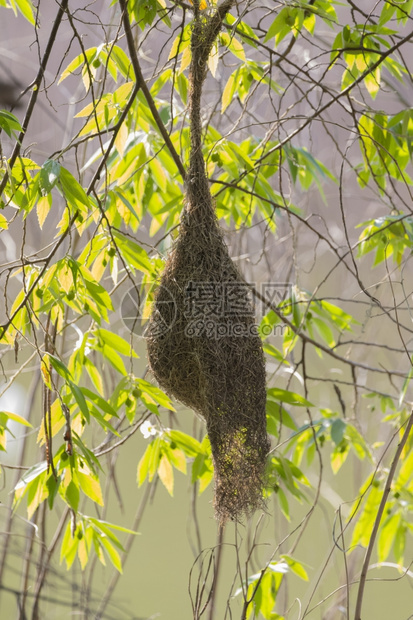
[99,536,123,573]
[59,47,97,84]
[88,404,120,435]
[84,358,104,395]
[77,471,104,506]
[0,213,8,229]
[331,418,346,446]
[26,472,48,519]
[69,380,90,423]
[266,400,297,432]
[256,571,277,619]
[98,344,128,376]
[191,437,213,493]
[0,110,22,138]
[267,388,313,407]
[60,522,79,570]
[14,461,48,496]
[312,317,335,347]
[46,474,60,510]
[87,517,130,548]
[137,442,153,486]
[219,32,245,61]
[167,446,187,474]
[95,328,137,357]
[77,527,92,570]
[12,0,35,24]
[276,487,290,520]
[331,441,350,474]
[394,522,406,566]
[59,167,90,211]
[73,435,102,474]
[65,479,80,512]
[351,484,382,548]
[88,517,138,536]
[378,513,401,563]
[0,410,32,429]
[280,555,309,581]
[264,9,290,44]
[111,45,134,79]
[112,230,154,275]
[263,344,288,364]
[45,353,72,381]
[136,379,175,411]
[168,23,191,60]
[225,14,259,48]
[167,430,203,457]
[81,387,118,418]
[39,159,61,196]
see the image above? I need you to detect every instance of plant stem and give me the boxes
[0,0,69,197]
[354,410,413,620]
[0,370,39,613]
[119,0,186,181]
[31,507,69,620]
[94,482,152,619]
[207,524,225,620]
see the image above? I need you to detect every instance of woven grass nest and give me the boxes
[146,0,269,523]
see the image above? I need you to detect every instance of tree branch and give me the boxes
[354,409,413,620]
[0,0,69,197]
[119,0,186,181]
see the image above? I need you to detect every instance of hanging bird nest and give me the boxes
[146,0,270,523]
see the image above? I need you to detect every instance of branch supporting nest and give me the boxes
[147,0,270,523]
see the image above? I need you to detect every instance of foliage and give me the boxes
[0,0,413,618]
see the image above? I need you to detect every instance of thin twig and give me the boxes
[0,0,69,196]
[354,409,413,620]
[31,507,70,620]
[119,0,186,181]
[207,525,225,620]
[94,482,152,619]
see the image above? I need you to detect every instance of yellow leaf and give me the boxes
[37,195,52,229]
[188,0,207,8]
[112,81,134,105]
[198,469,213,494]
[1,411,32,429]
[91,252,108,283]
[355,55,368,72]
[169,448,187,474]
[77,471,104,506]
[221,72,236,113]
[41,357,52,389]
[180,46,192,74]
[78,536,89,570]
[58,263,73,294]
[158,454,174,496]
[114,121,129,157]
[364,67,381,99]
[37,399,64,445]
[27,475,48,520]
[208,41,219,78]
